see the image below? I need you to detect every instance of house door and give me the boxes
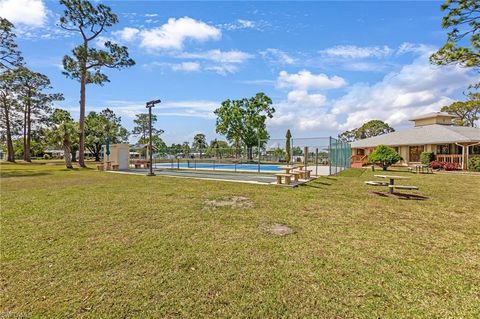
[409,146,424,162]
[118,148,129,169]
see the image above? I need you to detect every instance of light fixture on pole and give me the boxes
[146,99,161,176]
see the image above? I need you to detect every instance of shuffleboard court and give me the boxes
[115,168,279,185]
[154,162,283,172]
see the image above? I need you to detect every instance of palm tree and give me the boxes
[193,133,207,158]
[47,109,79,169]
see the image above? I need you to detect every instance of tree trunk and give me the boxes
[24,103,31,162]
[63,142,73,169]
[247,146,253,161]
[22,104,29,161]
[3,101,15,162]
[71,148,77,162]
[78,72,87,167]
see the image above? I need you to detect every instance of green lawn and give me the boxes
[1,162,479,318]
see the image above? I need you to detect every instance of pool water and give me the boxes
[154,162,284,172]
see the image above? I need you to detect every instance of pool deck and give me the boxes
[153,164,333,177]
[108,168,315,187]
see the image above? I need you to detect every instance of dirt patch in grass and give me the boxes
[261,223,295,236]
[203,196,254,211]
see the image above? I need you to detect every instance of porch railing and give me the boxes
[435,154,462,167]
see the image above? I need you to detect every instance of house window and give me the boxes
[470,145,480,155]
[436,144,449,155]
[356,149,365,156]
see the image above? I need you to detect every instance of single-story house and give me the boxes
[351,112,480,169]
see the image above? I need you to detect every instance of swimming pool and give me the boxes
[154,162,284,172]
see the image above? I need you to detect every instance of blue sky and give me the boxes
[1,0,476,144]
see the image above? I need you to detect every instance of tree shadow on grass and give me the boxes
[372,191,429,201]
[303,183,329,189]
[0,171,52,178]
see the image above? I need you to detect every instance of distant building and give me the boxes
[351,112,480,169]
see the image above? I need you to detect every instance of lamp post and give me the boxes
[146,99,161,176]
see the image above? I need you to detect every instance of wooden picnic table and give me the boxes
[374,175,410,193]
[279,165,297,174]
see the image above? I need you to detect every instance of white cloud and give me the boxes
[142,50,252,75]
[100,99,219,120]
[178,49,253,75]
[277,70,347,90]
[138,17,221,50]
[287,90,326,107]
[260,48,295,65]
[220,19,257,30]
[171,62,200,72]
[341,61,392,72]
[113,27,140,42]
[319,45,393,59]
[332,54,474,130]
[268,53,473,133]
[179,49,253,64]
[205,64,239,75]
[0,0,47,27]
[397,42,434,55]
[237,19,255,29]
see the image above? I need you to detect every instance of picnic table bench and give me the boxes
[370,174,418,194]
[132,160,150,169]
[364,181,389,186]
[293,169,312,179]
[275,173,293,185]
[412,164,432,174]
[388,185,418,191]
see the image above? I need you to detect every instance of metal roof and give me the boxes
[351,124,480,148]
[408,112,458,121]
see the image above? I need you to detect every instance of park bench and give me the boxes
[291,171,302,182]
[111,164,119,170]
[293,169,312,180]
[365,181,389,186]
[275,173,293,185]
[388,185,419,191]
[96,164,104,171]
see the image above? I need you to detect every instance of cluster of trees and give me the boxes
[1,18,64,163]
[214,92,275,160]
[338,120,395,143]
[441,92,480,127]
[1,0,135,168]
[431,0,479,126]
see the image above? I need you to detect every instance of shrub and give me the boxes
[468,157,480,172]
[443,162,458,171]
[420,152,434,164]
[43,153,51,160]
[368,145,402,171]
[429,161,444,169]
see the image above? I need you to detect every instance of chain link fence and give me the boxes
[133,136,351,175]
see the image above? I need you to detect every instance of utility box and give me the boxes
[103,144,130,170]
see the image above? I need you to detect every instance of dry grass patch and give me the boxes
[261,223,295,236]
[202,196,254,211]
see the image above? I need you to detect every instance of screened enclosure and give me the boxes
[139,135,351,176]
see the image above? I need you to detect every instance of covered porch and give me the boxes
[351,143,480,170]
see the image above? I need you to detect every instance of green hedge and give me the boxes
[468,157,480,172]
[420,152,434,164]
